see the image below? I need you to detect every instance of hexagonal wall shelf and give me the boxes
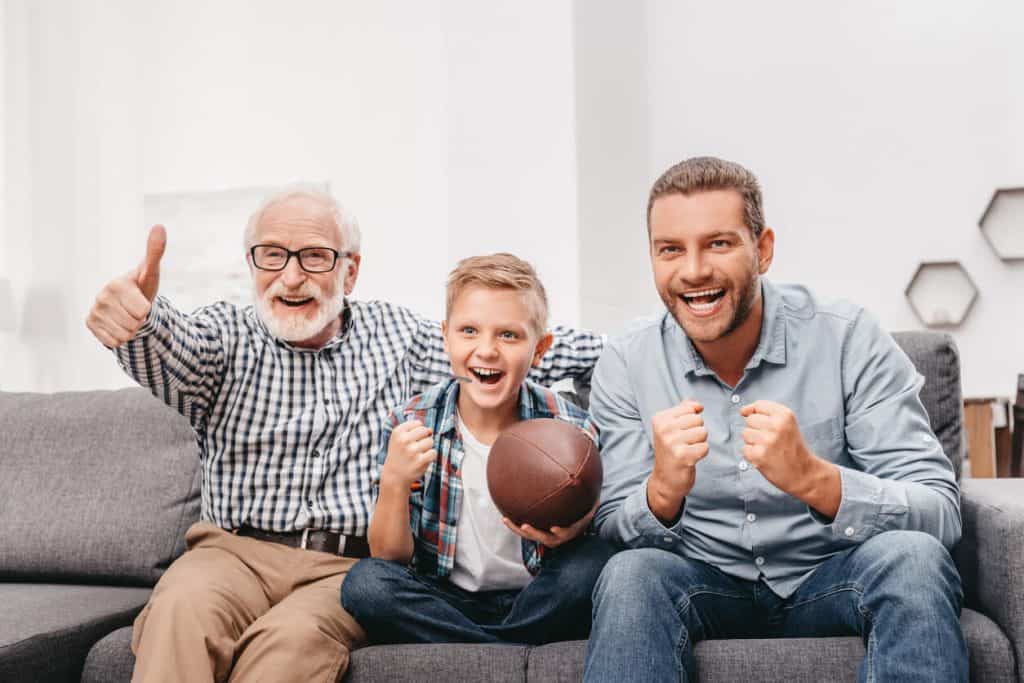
[979,187,1024,260]
[905,261,978,328]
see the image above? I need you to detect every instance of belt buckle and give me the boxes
[300,528,310,550]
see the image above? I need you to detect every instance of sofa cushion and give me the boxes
[345,643,529,682]
[0,388,201,585]
[0,584,150,683]
[524,608,1009,682]
[891,331,964,479]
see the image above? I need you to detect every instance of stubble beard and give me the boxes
[253,270,347,343]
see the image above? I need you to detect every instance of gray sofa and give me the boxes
[1,331,1021,682]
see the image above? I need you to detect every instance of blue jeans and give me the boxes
[342,535,615,645]
[585,530,967,682]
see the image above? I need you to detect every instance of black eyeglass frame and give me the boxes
[249,244,350,273]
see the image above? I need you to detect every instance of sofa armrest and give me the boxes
[955,479,1024,678]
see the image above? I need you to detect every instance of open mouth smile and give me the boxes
[277,296,315,308]
[469,367,504,385]
[679,288,726,315]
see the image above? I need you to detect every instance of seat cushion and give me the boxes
[525,608,1010,682]
[0,584,150,683]
[0,388,201,585]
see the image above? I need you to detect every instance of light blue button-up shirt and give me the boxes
[592,279,961,598]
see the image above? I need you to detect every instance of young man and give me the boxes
[584,157,966,682]
[84,190,603,682]
[341,253,614,645]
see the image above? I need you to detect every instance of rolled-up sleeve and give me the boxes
[824,311,962,548]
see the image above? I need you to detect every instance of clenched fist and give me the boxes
[85,225,166,348]
[648,399,708,523]
[379,420,437,495]
[740,400,841,518]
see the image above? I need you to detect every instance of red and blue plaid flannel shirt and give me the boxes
[375,377,598,579]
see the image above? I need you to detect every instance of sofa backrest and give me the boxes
[892,331,964,480]
[0,388,200,586]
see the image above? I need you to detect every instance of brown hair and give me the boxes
[647,156,765,238]
[446,253,549,337]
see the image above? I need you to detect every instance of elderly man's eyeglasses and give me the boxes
[250,245,348,273]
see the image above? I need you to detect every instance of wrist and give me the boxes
[646,476,686,526]
[380,472,413,498]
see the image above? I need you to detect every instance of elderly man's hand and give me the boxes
[86,225,166,348]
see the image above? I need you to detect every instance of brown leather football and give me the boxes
[486,418,602,529]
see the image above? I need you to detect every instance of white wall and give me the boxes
[577,0,1024,398]
[2,0,582,392]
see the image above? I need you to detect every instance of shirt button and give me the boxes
[844,526,855,537]
[746,513,757,523]
[312,450,321,458]
[738,461,750,471]
[921,434,932,443]
[755,556,765,566]
[662,536,673,544]
[731,394,741,404]
[306,500,314,509]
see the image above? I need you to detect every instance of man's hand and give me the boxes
[85,225,167,348]
[379,420,436,495]
[502,499,598,549]
[740,400,841,518]
[647,400,708,524]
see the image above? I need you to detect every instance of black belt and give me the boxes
[235,526,370,558]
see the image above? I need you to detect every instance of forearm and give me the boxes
[367,484,416,563]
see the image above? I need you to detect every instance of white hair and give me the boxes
[243,184,362,254]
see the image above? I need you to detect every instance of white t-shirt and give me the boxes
[448,415,533,592]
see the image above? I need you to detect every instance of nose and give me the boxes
[280,255,307,288]
[679,251,712,284]
[476,334,499,359]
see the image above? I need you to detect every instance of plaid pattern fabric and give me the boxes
[115,296,603,536]
[378,378,598,578]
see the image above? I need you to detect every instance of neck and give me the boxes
[456,391,519,445]
[692,290,764,388]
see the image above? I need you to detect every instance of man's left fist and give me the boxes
[739,400,816,496]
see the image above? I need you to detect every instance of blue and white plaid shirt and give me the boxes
[115,296,604,536]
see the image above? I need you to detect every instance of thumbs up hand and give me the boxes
[86,225,167,348]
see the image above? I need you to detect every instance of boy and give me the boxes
[342,253,614,645]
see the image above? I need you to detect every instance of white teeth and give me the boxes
[682,288,723,299]
[470,368,502,376]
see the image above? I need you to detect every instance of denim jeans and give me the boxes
[341,534,615,645]
[585,530,967,682]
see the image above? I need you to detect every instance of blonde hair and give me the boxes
[445,253,549,337]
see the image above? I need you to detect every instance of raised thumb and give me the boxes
[137,224,167,301]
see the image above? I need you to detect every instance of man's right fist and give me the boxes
[648,399,709,523]
[85,225,166,349]
[379,420,437,494]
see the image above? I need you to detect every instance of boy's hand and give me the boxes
[380,420,436,494]
[501,500,599,549]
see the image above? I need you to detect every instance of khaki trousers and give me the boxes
[131,522,366,683]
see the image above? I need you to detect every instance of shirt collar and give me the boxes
[435,379,550,436]
[670,278,787,377]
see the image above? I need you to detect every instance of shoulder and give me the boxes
[349,299,435,335]
[392,378,455,420]
[775,282,862,324]
[601,312,667,365]
[524,381,591,428]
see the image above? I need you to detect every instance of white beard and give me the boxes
[253,272,346,343]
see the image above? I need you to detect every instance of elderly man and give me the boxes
[85,188,603,683]
[583,157,966,682]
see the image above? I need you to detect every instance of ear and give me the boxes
[756,227,775,275]
[532,332,554,367]
[441,320,450,357]
[343,253,362,296]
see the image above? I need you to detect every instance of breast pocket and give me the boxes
[800,416,844,460]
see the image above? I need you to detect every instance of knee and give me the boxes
[341,558,406,619]
[861,531,961,600]
[593,548,674,610]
